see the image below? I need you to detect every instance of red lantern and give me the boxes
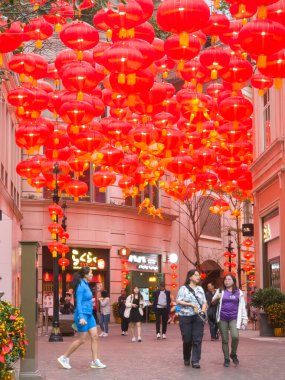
[220,57,253,87]
[0,20,23,58]
[48,203,64,221]
[202,12,230,39]
[60,20,99,52]
[164,34,200,69]
[238,19,285,68]
[65,180,89,201]
[58,257,70,271]
[243,263,253,272]
[267,1,285,26]
[43,1,75,32]
[59,100,97,125]
[243,238,254,248]
[200,47,230,80]
[48,223,64,239]
[92,170,116,191]
[157,0,210,45]
[251,73,273,95]
[23,17,53,48]
[219,96,253,123]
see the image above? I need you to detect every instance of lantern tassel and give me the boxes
[179,31,189,47]
[211,69,218,80]
[274,78,283,89]
[0,54,2,66]
[35,40,42,49]
[257,5,267,19]
[257,54,267,69]
[258,89,265,96]
[55,23,62,33]
[127,73,136,85]
[118,73,126,84]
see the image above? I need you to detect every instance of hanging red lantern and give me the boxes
[16,159,41,180]
[105,0,144,32]
[58,257,70,271]
[251,73,273,95]
[23,17,53,48]
[164,34,200,69]
[243,263,253,272]
[243,238,254,248]
[157,0,210,45]
[7,87,34,115]
[200,47,231,80]
[60,20,99,53]
[267,1,285,26]
[0,20,23,61]
[65,180,89,201]
[219,96,253,124]
[48,223,64,240]
[15,121,51,153]
[43,1,75,32]
[220,56,253,88]
[92,170,116,191]
[238,19,285,68]
[59,100,97,125]
[48,203,64,221]
[243,252,253,260]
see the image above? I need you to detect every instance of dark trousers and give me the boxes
[179,315,204,364]
[155,308,168,334]
[208,314,219,339]
[120,316,129,332]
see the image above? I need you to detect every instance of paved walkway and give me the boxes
[37,323,285,380]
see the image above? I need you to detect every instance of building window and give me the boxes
[269,259,280,289]
[43,166,106,203]
[199,196,221,238]
[125,184,159,208]
[263,90,271,150]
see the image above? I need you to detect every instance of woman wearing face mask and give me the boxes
[57,266,106,370]
[212,274,248,368]
[124,286,145,342]
[176,269,207,369]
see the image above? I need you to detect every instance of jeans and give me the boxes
[120,315,129,332]
[218,320,239,359]
[99,313,110,333]
[179,315,204,364]
[155,308,168,334]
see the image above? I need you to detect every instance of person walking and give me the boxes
[91,289,98,324]
[57,267,106,370]
[124,286,145,342]
[153,282,171,339]
[118,288,129,335]
[176,269,207,369]
[212,274,248,367]
[98,290,110,337]
[205,282,219,341]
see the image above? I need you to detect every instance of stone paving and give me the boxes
[37,322,285,380]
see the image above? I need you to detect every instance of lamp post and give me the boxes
[226,230,234,272]
[49,162,63,342]
[61,201,67,298]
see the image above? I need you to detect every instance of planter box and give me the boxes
[259,311,274,337]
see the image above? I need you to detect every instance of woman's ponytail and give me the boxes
[72,266,91,293]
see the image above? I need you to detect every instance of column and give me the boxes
[19,241,44,380]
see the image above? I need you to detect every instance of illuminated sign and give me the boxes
[128,254,159,271]
[72,249,106,270]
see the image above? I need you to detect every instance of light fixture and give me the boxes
[168,253,178,264]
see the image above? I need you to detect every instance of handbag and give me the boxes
[186,285,207,324]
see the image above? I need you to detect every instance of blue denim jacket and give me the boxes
[74,279,93,320]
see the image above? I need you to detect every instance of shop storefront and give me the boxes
[125,251,164,304]
[262,210,280,288]
[42,246,110,314]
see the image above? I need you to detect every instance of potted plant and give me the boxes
[112,302,121,324]
[266,303,285,337]
[0,301,28,379]
[251,288,285,337]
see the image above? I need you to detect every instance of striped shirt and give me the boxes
[176,285,206,316]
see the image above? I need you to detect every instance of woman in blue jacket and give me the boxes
[57,267,106,370]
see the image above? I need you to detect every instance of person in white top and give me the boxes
[98,290,110,337]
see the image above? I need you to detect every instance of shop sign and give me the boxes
[128,254,159,272]
[263,224,271,242]
[72,249,106,270]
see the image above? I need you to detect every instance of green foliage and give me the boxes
[149,16,171,40]
[0,301,28,376]
[251,288,285,310]
[112,302,120,319]
[266,303,285,328]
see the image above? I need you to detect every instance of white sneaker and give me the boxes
[121,331,125,336]
[103,332,108,337]
[90,359,107,369]
[132,337,136,342]
[157,333,161,339]
[162,334,166,339]
[99,332,104,337]
[138,337,142,342]
[57,355,71,369]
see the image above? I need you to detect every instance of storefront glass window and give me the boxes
[269,259,280,289]
[199,196,221,238]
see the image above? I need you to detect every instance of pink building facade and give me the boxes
[251,87,285,291]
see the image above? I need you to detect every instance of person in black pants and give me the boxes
[176,269,207,369]
[153,283,171,339]
[118,289,129,335]
[206,282,219,340]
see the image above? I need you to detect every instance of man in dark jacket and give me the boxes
[118,289,129,335]
[206,282,219,340]
[153,283,171,339]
